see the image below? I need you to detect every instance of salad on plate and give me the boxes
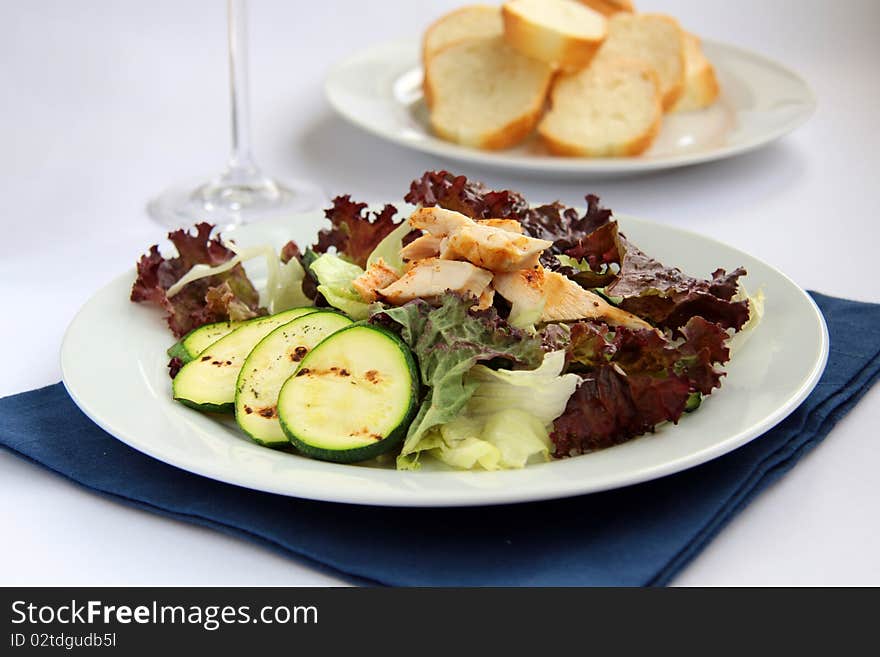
[130,171,761,471]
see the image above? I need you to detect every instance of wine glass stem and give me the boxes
[226,0,258,179]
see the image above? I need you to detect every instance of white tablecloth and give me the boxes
[2,0,878,585]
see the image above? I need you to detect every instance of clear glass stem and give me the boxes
[226,0,257,178]
[146,0,326,229]
[196,0,280,202]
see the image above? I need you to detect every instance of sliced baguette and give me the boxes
[670,32,720,112]
[538,58,662,157]
[425,36,554,150]
[422,5,503,64]
[593,13,686,110]
[577,0,635,17]
[502,0,607,71]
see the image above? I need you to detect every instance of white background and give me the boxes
[1,0,878,585]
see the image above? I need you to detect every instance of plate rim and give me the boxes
[324,37,817,175]
[60,212,829,507]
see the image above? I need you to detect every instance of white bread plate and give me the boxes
[324,38,815,179]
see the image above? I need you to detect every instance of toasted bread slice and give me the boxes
[670,32,720,112]
[423,5,503,64]
[577,0,635,17]
[425,36,554,150]
[502,0,607,71]
[538,58,662,157]
[422,5,504,108]
[593,13,686,110]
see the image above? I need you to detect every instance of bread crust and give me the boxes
[674,64,719,111]
[645,14,686,110]
[423,55,437,109]
[422,4,502,108]
[478,102,546,150]
[670,34,720,112]
[425,38,554,150]
[502,2,607,71]
[577,0,634,17]
[430,73,553,151]
[538,60,662,157]
[596,13,686,111]
[422,4,501,65]
[541,110,660,156]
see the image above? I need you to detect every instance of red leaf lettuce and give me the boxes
[313,196,402,268]
[552,317,731,455]
[130,223,264,337]
[607,239,749,331]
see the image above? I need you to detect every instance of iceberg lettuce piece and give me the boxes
[480,410,550,468]
[397,351,579,470]
[465,350,578,423]
[380,295,544,462]
[309,253,370,320]
[367,220,412,274]
[273,256,312,312]
[507,296,545,331]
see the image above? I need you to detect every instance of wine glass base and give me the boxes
[147,176,326,231]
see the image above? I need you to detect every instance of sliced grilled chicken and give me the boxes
[400,233,443,262]
[494,266,652,329]
[377,258,493,305]
[476,284,496,310]
[352,258,401,303]
[543,271,650,328]
[493,266,545,305]
[477,218,524,233]
[409,206,472,236]
[442,223,552,272]
[409,207,524,236]
[409,207,551,273]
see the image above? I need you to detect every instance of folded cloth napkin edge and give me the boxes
[652,349,880,585]
[2,292,879,587]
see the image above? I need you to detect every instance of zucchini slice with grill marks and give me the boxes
[172,307,317,412]
[277,324,419,463]
[235,311,352,447]
[167,321,243,363]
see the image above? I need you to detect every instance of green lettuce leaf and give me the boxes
[373,295,544,465]
[313,198,402,269]
[272,256,312,311]
[367,221,414,274]
[507,295,546,331]
[728,285,765,355]
[309,253,370,320]
[398,351,579,470]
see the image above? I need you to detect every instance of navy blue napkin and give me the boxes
[1,292,878,586]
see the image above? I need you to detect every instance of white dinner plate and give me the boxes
[61,210,827,507]
[325,39,815,178]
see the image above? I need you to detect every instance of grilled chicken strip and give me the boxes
[352,258,400,303]
[400,233,443,262]
[494,267,652,329]
[478,218,523,233]
[475,284,495,310]
[409,207,526,235]
[442,223,552,272]
[407,207,545,271]
[377,258,493,305]
[542,272,651,328]
[493,266,545,310]
[409,207,472,236]
[401,219,524,264]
